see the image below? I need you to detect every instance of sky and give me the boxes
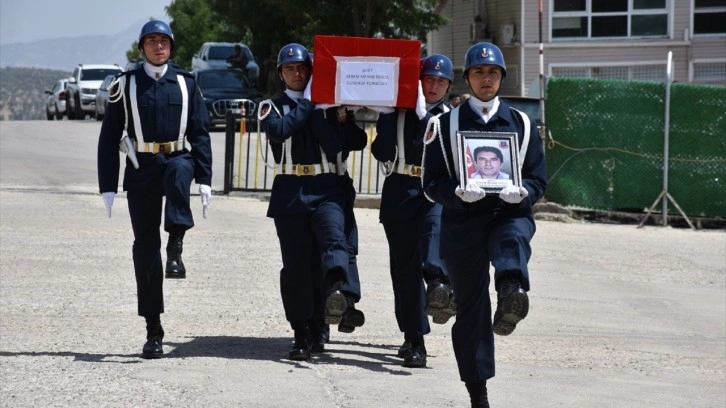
[0,0,171,45]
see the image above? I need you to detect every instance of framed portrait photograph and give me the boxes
[456,131,522,193]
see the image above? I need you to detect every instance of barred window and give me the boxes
[693,61,726,84]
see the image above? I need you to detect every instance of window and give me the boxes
[692,61,726,84]
[552,0,669,39]
[209,46,235,60]
[694,0,726,35]
[81,69,121,81]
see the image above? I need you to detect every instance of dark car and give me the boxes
[194,68,263,130]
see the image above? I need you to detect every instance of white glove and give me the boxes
[101,192,115,218]
[369,106,394,114]
[199,184,211,218]
[415,80,427,120]
[454,182,486,203]
[499,185,529,204]
[303,75,312,101]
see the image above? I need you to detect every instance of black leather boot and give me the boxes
[432,287,457,325]
[324,281,347,325]
[425,279,450,312]
[402,335,426,368]
[397,337,413,358]
[427,279,457,324]
[465,380,489,408]
[288,322,311,361]
[309,320,329,353]
[165,228,186,279]
[493,276,529,336]
[142,315,164,359]
[338,296,365,333]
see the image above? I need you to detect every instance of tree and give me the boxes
[167,0,236,70]
[126,41,143,65]
[211,0,447,52]
[127,0,447,78]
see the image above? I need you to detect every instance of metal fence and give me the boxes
[544,77,726,218]
[222,113,386,195]
[221,78,726,220]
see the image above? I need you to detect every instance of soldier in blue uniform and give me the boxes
[371,54,456,368]
[421,43,547,407]
[258,43,367,361]
[97,20,212,359]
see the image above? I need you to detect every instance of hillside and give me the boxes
[0,67,72,121]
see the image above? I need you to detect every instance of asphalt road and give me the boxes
[0,120,724,407]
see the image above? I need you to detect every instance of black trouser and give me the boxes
[382,204,446,337]
[127,155,195,316]
[275,199,348,323]
[446,215,534,381]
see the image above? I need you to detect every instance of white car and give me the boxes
[44,78,69,120]
[191,42,260,83]
[66,64,123,120]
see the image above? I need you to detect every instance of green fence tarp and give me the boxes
[545,77,726,218]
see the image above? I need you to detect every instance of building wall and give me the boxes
[427,0,725,97]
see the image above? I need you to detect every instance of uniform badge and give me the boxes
[434,61,441,71]
[287,48,294,56]
[481,49,489,58]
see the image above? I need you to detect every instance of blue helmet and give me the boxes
[463,42,506,78]
[138,20,174,52]
[420,54,453,82]
[277,43,311,69]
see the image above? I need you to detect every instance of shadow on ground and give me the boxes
[0,337,425,376]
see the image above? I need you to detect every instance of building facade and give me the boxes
[426,0,726,97]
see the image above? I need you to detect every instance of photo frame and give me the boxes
[456,131,522,193]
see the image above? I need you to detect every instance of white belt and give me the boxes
[279,162,344,176]
[134,140,184,154]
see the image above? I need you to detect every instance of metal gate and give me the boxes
[222,112,386,195]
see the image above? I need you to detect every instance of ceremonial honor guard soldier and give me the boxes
[422,43,547,407]
[97,20,212,359]
[371,54,456,368]
[258,43,366,361]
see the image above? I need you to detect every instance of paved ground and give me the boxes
[1,121,724,407]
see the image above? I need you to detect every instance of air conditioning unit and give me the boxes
[500,24,514,45]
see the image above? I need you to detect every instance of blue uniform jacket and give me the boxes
[422,101,547,250]
[97,66,212,193]
[261,95,365,217]
[372,102,448,222]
